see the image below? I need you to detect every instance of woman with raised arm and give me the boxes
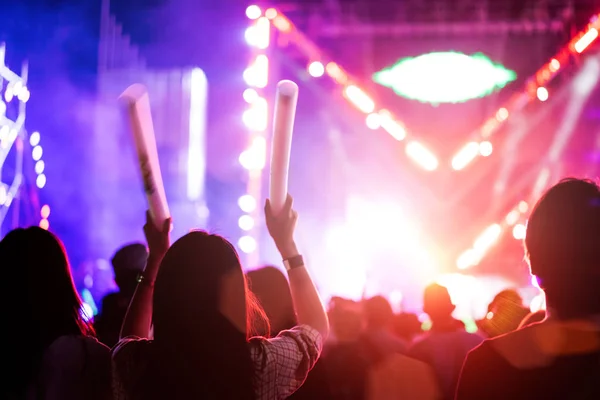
[0,227,111,400]
[113,195,329,400]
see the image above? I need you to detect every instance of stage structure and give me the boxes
[0,44,45,235]
[246,4,600,279]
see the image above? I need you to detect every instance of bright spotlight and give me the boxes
[243,88,258,103]
[308,61,325,78]
[36,174,47,189]
[495,107,509,121]
[365,113,381,130]
[238,235,257,253]
[479,141,493,157]
[39,218,49,230]
[29,131,40,146]
[537,87,549,102]
[238,215,255,231]
[405,141,439,171]
[32,145,43,161]
[238,194,257,213]
[35,160,45,174]
[512,223,526,240]
[41,204,51,219]
[245,5,261,20]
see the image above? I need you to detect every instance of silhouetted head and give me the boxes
[111,243,147,297]
[423,283,455,321]
[392,312,422,342]
[328,298,363,342]
[246,266,293,336]
[525,178,600,319]
[0,227,92,397]
[363,295,394,330]
[145,231,259,399]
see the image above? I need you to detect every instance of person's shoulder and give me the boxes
[112,336,152,361]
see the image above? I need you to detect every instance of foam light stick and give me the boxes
[269,80,299,215]
[120,84,170,228]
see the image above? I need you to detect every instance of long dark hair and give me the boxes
[0,227,93,397]
[140,231,258,400]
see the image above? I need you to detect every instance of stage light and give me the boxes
[243,55,269,88]
[365,113,381,130]
[243,88,258,103]
[32,145,43,161]
[0,185,6,204]
[36,174,46,189]
[308,61,325,78]
[265,8,277,20]
[238,215,255,231]
[456,249,478,270]
[35,160,45,174]
[242,96,268,131]
[505,210,520,226]
[29,131,40,146]
[18,87,30,103]
[549,58,560,72]
[537,87,549,102]
[4,86,13,102]
[245,17,270,50]
[0,100,5,116]
[512,223,526,240]
[325,62,348,85]
[238,194,257,213]
[473,224,502,253]
[272,14,291,32]
[245,5,261,20]
[574,28,598,53]
[531,275,540,289]
[39,218,49,230]
[41,204,51,219]
[0,126,8,140]
[343,85,375,114]
[405,141,438,171]
[451,142,480,170]
[495,107,509,121]
[373,52,516,104]
[479,141,493,157]
[238,235,257,253]
[239,137,266,170]
[378,110,406,141]
[518,201,529,213]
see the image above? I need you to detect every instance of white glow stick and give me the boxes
[269,80,299,215]
[120,84,170,228]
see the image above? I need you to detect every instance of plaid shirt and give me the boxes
[112,324,322,400]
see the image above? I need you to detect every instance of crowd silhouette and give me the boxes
[3,178,600,399]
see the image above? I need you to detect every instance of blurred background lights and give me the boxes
[29,131,40,146]
[265,8,277,19]
[479,141,493,157]
[238,215,255,231]
[243,88,259,103]
[512,223,527,240]
[308,61,325,78]
[537,86,549,101]
[238,235,257,253]
[238,194,257,213]
[39,218,49,230]
[41,204,51,219]
[365,113,381,130]
[35,160,45,174]
[36,174,46,189]
[32,145,43,161]
[245,5,261,20]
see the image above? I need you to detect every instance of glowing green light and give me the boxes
[373,52,517,104]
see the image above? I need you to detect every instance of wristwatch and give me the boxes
[283,255,304,271]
